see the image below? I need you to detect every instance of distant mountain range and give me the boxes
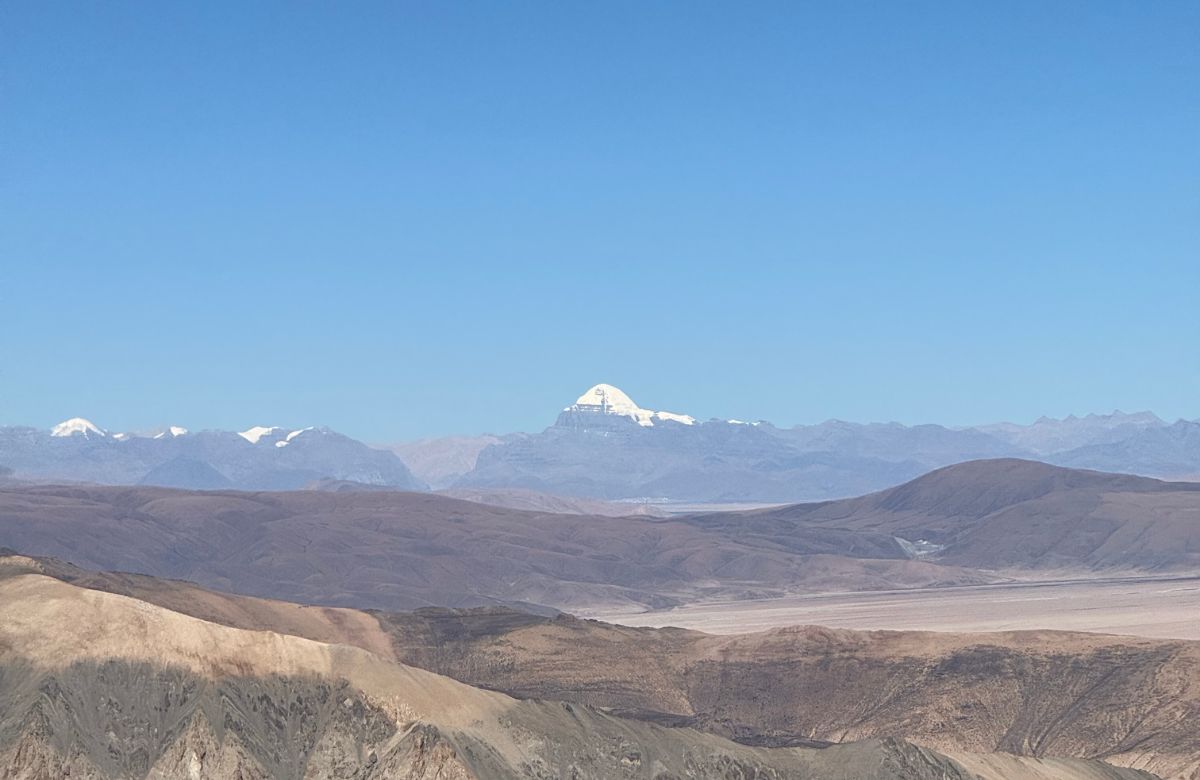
[414,383,1200,502]
[0,418,424,491]
[3,384,1197,501]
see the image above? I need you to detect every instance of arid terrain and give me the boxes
[1,460,1198,616]
[0,556,1162,780]
[9,3,1195,776]
[0,478,993,613]
[3,550,1197,779]
[592,574,1200,639]
[1,459,1198,778]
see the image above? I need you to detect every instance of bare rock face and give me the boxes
[0,660,484,780]
[371,725,476,780]
[0,662,396,779]
[0,660,983,780]
[376,610,1200,780]
[147,715,269,779]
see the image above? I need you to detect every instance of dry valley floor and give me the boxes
[591,574,1200,639]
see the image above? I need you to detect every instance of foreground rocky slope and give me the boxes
[379,610,1200,780]
[0,569,1153,780]
[5,552,1195,779]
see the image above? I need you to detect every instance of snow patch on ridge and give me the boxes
[275,427,316,448]
[238,426,281,444]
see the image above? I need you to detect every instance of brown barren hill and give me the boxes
[3,551,1194,779]
[9,458,1198,615]
[375,611,1200,780]
[0,483,994,612]
[0,566,1155,780]
[712,459,1200,571]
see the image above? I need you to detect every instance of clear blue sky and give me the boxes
[2,2,1197,440]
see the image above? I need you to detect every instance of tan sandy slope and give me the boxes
[0,569,1161,780]
[1,552,1193,779]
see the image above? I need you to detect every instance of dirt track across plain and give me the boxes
[591,575,1200,639]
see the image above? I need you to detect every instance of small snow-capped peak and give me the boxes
[50,418,107,438]
[238,425,282,444]
[153,426,189,439]
[566,383,695,427]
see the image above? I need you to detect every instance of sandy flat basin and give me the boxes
[591,575,1200,639]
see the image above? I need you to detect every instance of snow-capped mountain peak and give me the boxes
[566,383,695,427]
[50,418,107,438]
[153,426,189,439]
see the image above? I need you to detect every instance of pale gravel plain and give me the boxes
[591,575,1200,639]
